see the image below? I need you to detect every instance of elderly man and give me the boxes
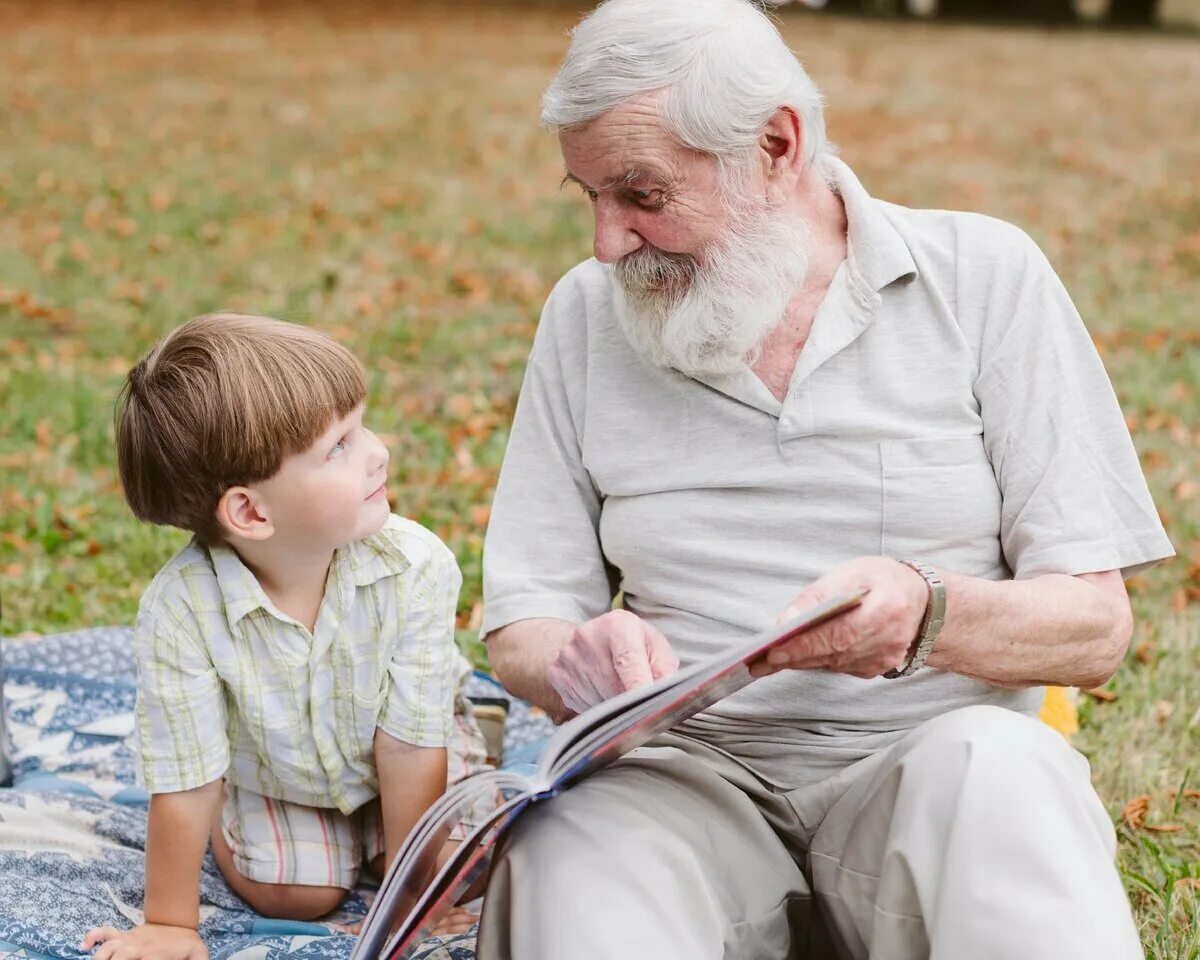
[478,1,1174,957]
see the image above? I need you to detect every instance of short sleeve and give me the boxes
[975,240,1174,580]
[134,602,229,793]
[378,539,465,747]
[481,271,618,636]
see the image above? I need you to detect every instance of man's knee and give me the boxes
[916,703,1069,753]
[900,704,1090,791]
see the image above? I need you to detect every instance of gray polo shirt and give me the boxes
[482,158,1173,787]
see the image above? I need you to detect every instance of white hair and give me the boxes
[542,0,832,183]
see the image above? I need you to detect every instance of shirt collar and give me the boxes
[207,527,410,627]
[823,156,918,294]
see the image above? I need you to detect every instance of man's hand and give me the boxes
[82,924,207,960]
[749,557,929,680]
[547,609,680,714]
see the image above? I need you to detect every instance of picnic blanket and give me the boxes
[0,627,555,960]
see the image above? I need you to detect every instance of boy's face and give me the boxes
[254,403,391,549]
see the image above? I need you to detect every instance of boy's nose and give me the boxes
[367,431,389,473]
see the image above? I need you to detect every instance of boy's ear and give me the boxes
[216,487,275,541]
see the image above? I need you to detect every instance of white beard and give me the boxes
[611,197,811,379]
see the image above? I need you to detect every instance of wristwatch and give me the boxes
[884,559,946,679]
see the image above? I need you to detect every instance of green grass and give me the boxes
[1,2,1198,953]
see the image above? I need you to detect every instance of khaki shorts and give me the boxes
[222,708,493,889]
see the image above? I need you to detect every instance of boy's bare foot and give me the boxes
[431,906,478,938]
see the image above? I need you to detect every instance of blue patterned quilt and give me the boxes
[0,628,554,960]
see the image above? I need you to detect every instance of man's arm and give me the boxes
[928,569,1132,689]
[753,557,1133,690]
[487,610,680,720]
[83,781,220,960]
[486,619,575,720]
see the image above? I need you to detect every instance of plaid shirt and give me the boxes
[134,514,468,814]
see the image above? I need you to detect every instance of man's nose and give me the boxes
[592,202,643,264]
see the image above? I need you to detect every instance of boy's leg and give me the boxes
[210,783,354,921]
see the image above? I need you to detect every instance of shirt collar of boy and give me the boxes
[204,525,411,627]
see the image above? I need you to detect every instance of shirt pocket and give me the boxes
[879,436,1004,574]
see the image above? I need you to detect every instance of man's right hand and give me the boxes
[83,923,207,960]
[547,609,680,715]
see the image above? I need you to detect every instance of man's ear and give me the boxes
[216,486,275,542]
[758,106,804,199]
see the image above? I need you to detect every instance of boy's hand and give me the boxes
[82,923,207,960]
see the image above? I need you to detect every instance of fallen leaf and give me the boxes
[1174,480,1200,501]
[1134,640,1154,664]
[1155,700,1175,724]
[470,504,491,527]
[1123,795,1150,828]
[1085,688,1118,703]
[1143,823,1185,833]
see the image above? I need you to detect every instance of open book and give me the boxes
[352,590,867,960]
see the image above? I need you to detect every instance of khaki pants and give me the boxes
[477,705,1142,959]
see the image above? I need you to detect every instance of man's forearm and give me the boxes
[485,618,575,720]
[927,570,1133,689]
[145,780,222,928]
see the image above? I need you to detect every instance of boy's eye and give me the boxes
[329,439,347,458]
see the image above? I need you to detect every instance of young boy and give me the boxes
[83,313,490,960]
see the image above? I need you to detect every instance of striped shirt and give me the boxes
[135,513,468,814]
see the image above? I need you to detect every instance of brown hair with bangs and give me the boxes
[115,313,367,544]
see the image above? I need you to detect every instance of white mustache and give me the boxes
[614,246,697,297]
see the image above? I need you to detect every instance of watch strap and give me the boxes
[884,559,946,679]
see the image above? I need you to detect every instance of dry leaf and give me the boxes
[1085,687,1118,703]
[470,504,491,527]
[1155,700,1175,725]
[1143,823,1185,833]
[1174,480,1200,501]
[1123,795,1149,828]
[1133,640,1154,664]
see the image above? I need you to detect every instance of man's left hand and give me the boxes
[748,557,931,680]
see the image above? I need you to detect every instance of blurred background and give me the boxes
[1,0,1197,952]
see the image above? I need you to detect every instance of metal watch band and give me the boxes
[883,559,946,679]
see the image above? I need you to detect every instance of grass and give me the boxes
[1,2,1197,953]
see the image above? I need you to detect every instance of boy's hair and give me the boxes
[115,312,367,545]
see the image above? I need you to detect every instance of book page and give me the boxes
[351,770,533,960]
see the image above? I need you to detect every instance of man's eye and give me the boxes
[582,187,599,202]
[629,189,663,208]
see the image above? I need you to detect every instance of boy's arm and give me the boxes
[374,728,448,871]
[84,779,222,960]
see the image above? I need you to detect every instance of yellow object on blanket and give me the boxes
[1038,686,1079,737]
